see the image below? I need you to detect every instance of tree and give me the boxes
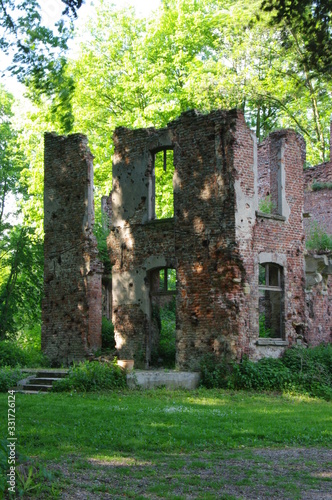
[261,0,332,75]
[0,0,83,132]
[0,86,43,339]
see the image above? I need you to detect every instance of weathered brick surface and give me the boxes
[109,110,319,369]
[303,162,332,235]
[305,275,332,345]
[43,113,331,369]
[42,133,103,366]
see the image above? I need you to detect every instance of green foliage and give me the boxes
[101,317,115,350]
[151,297,176,368]
[281,344,332,400]
[199,354,231,388]
[229,357,293,391]
[200,344,332,400]
[258,313,272,338]
[312,181,332,191]
[258,195,275,214]
[0,437,54,497]
[0,366,23,391]
[306,222,332,252]
[0,339,47,368]
[52,359,127,392]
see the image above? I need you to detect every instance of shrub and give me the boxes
[312,181,332,191]
[200,354,230,389]
[52,359,127,392]
[102,317,115,350]
[258,195,275,214]
[200,345,332,400]
[0,340,48,368]
[229,357,292,391]
[0,366,23,392]
[151,297,176,368]
[306,223,332,252]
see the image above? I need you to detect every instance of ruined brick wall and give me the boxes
[305,254,332,345]
[109,110,328,370]
[253,131,307,357]
[303,162,332,235]
[110,111,248,367]
[42,133,103,366]
[110,110,306,369]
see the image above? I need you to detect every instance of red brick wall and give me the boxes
[254,131,307,349]
[110,111,309,368]
[304,162,332,235]
[305,276,332,345]
[42,133,103,366]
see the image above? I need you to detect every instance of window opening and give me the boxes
[152,148,174,219]
[158,267,176,294]
[149,267,177,368]
[259,263,284,338]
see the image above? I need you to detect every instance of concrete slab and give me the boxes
[127,370,200,390]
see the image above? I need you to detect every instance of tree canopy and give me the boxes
[0,0,331,340]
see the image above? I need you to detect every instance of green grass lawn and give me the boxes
[1,388,331,498]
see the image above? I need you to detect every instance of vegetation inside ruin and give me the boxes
[258,195,275,214]
[312,181,332,191]
[306,223,332,252]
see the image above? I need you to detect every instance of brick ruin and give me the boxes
[42,133,103,366]
[42,110,331,367]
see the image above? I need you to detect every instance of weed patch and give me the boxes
[52,359,126,392]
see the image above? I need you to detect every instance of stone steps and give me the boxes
[16,369,69,394]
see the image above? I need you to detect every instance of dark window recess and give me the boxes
[259,263,284,339]
[152,149,174,219]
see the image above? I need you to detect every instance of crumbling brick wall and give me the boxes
[42,133,103,366]
[109,110,308,369]
[304,162,332,236]
[305,254,332,345]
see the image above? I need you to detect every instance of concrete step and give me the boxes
[35,371,68,378]
[16,369,69,394]
[21,384,53,392]
[28,377,64,384]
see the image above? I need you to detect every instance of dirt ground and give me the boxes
[48,447,332,499]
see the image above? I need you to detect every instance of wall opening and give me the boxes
[151,148,174,219]
[149,267,177,368]
[259,263,284,338]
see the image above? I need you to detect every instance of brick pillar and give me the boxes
[42,133,103,366]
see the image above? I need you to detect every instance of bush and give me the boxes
[102,317,115,350]
[312,181,332,191]
[200,354,230,389]
[0,366,23,392]
[52,359,127,392]
[306,223,332,252]
[200,344,332,400]
[0,340,48,368]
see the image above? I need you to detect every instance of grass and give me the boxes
[0,388,331,498]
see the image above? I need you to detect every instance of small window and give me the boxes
[152,148,174,219]
[259,263,284,338]
[158,268,176,294]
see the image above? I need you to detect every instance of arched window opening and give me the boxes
[259,263,284,338]
[152,148,174,219]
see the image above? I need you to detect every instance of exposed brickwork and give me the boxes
[43,113,331,369]
[42,133,103,366]
[305,254,332,345]
[303,162,332,235]
[109,111,313,369]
